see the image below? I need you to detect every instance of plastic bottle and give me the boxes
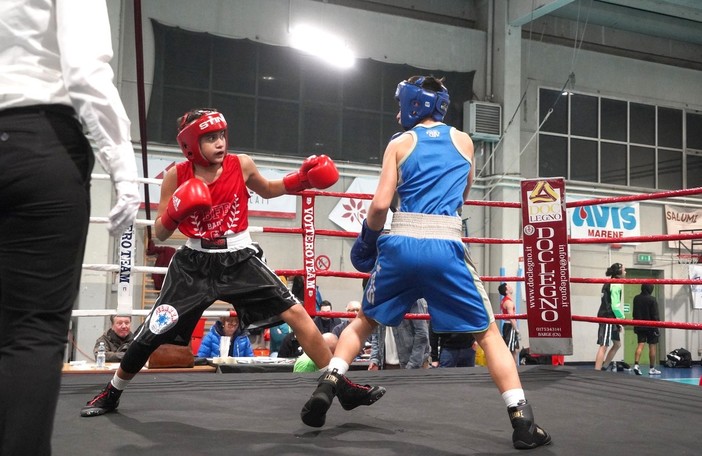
[96,341,106,369]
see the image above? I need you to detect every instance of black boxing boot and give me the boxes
[508,401,552,449]
[301,368,386,427]
[334,371,386,411]
[81,382,122,417]
[300,369,338,427]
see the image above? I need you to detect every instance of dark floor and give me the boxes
[54,366,702,456]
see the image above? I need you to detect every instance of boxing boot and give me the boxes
[301,369,386,427]
[81,382,122,417]
[508,401,552,449]
[334,371,386,411]
[300,369,338,427]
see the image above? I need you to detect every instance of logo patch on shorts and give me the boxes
[149,305,179,334]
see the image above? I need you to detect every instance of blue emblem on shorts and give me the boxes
[149,304,179,334]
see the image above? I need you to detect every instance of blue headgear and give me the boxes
[394,76,450,130]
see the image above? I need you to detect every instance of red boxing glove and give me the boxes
[160,178,212,231]
[283,155,339,193]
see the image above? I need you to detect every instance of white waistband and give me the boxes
[390,212,462,240]
[185,230,254,252]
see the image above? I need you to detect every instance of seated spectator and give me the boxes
[331,300,362,337]
[332,300,371,358]
[268,322,291,357]
[314,300,341,334]
[278,330,303,358]
[429,322,477,367]
[196,316,254,358]
[94,315,134,363]
[369,299,430,370]
[293,333,339,373]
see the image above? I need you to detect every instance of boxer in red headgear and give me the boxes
[81,108,381,418]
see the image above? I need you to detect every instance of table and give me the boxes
[62,362,216,374]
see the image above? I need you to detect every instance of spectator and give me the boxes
[294,333,339,373]
[94,316,135,363]
[290,275,324,311]
[197,316,254,358]
[498,283,520,365]
[268,322,291,357]
[0,1,140,452]
[278,330,303,358]
[369,299,430,369]
[632,284,661,375]
[314,300,341,334]
[429,323,477,367]
[594,262,626,371]
[332,301,371,359]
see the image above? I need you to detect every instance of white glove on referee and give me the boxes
[108,180,140,235]
[96,144,140,236]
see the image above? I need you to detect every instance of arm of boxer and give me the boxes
[350,219,382,272]
[159,178,212,232]
[283,155,339,193]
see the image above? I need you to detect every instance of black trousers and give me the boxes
[0,105,93,456]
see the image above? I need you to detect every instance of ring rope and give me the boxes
[81,180,702,358]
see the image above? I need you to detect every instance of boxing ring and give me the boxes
[55,171,702,455]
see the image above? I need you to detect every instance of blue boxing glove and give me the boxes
[350,219,382,272]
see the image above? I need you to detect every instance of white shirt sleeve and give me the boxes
[55,0,137,183]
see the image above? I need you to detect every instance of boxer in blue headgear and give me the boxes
[394,75,450,130]
[301,74,552,450]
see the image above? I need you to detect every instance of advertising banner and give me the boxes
[328,177,393,232]
[117,224,135,315]
[689,264,702,310]
[665,205,702,250]
[520,178,573,355]
[301,195,317,313]
[567,197,640,241]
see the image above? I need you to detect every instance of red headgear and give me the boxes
[176,110,228,167]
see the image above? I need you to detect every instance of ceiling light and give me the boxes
[290,24,355,69]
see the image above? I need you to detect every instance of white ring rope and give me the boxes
[90,217,154,225]
[71,309,234,317]
[91,173,162,185]
[82,264,167,274]
[89,217,264,233]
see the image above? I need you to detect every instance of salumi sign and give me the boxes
[520,178,573,355]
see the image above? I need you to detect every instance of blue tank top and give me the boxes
[396,124,471,215]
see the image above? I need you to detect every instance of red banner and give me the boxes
[520,178,573,355]
[301,194,317,314]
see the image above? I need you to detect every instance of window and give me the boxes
[538,88,688,189]
[687,112,702,150]
[538,135,567,178]
[600,142,627,185]
[146,21,475,165]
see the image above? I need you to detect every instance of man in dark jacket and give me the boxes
[632,284,661,375]
[429,322,477,367]
[94,316,135,363]
[314,300,341,334]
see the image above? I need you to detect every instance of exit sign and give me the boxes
[635,252,654,265]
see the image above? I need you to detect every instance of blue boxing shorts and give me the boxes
[362,213,494,333]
